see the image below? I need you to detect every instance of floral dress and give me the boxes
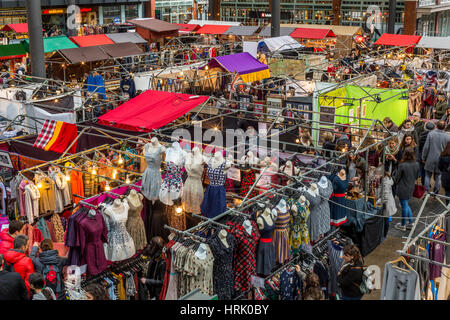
[159,161,183,206]
[288,199,311,254]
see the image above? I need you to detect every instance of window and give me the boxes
[103,6,121,24]
[125,4,139,20]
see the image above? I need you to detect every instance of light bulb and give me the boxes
[118,157,123,165]
[65,175,70,182]
[295,138,300,143]
[175,207,182,214]
[105,183,110,191]
[37,182,43,189]
[125,177,130,184]
[92,168,97,175]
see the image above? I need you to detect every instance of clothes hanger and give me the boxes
[389,256,414,272]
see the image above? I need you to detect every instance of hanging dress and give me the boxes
[273,207,291,264]
[329,174,349,227]
[200,160,227,218]
[288,199,310,254]
[126,195,147,251]
[256,215,276,276]
[181,160,204,214]
[159,161,183,206]
[208,232,235,300]
[104,202,136,261]
[141,147,162,201]
[239,168,258,199]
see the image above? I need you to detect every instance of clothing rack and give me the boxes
[163,225,206,243]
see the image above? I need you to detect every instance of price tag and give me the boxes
[227,167,241,181]
[251,275,266,288]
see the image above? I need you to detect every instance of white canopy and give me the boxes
[188,20,241,26]
[418,36,450,50]
[259,36,304,53]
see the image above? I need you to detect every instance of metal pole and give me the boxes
[271,0,280,37]
[388,0,397,34]
[25,0,45,80]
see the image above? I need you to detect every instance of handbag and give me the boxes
[413,184,426,199]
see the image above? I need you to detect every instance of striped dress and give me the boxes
[272,208,291,264]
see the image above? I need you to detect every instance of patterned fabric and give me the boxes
[208,232,235,299]
[227,220,260,294]
[206,160,226,186]
[288,200,310,254]
[33,119,57,149]
[280,269,302,300]
[33,120,78,153]
[159,161,183,206]
[200,160,227,218]
[273,208,291,264]
[239,169,258,199]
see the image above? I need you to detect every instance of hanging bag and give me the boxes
[413,183,426,199]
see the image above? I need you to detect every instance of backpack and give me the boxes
[42,263,63,296]
[358,266,375,295]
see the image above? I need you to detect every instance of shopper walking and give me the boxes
[394,148,420,231]
[0,220,24,254]
[3,234,34,294]
[337,244,364,300]
[422,120,450,194]
[140,236,166,300]
[0,254,28,300]
[438,141,450,205]
[30,239,66,299]
[418,122,435,184]
[397,133,419,162]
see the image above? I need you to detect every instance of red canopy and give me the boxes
[69,34,115,47]
[2,23,29,33]
[196,25,231,35]
[374,33,421,47]
[176,24,199,33]
[290,28,336,40]
[98,90,209,132]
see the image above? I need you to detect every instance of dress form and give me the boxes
[242,219,253,235]
[218,229,229,248]
[257,208,274,229]
[145,137,165,154]
[127,189,143,205]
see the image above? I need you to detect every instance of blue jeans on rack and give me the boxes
[399,198,413,226]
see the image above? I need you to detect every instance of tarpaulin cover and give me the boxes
[70,34,115,47]
[98,90,209,132]
[209,52,268,75]
[259,27,296,37]
[374,33,421,47]
[258,36,304,53]
[319,85,408,126]
[128,18,181,33]
[195,25,231,35]
[418,36,450,50]
[0,44,26,60]
[105,32,147,44]
[176,24,199,33]
[290,28,336,39]
[224,26,259,36]
[23,36,78,53]
[2,23,29,33]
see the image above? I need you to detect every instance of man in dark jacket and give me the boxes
[0,220,24,255]
[422,120,450,194]
[412,112,425,141]
[0,254,28,300]
[3,235,34,295]
[418,122,435,184]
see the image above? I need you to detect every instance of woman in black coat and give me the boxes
[140,237,166,300]
[438,141,450,205]
[394,147,420,231]
[337,244,364,300]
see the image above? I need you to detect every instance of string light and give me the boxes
[118,157,123,165]
[175,207,183,214]
[125,176,130,184]
[105,182,111,191]
[65,175,70,182]
[91,166,97,175]
[37,181,43,189]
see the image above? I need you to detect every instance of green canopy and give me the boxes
[0,43,27,60]
[22,36,78,53]
[319,85,408,127]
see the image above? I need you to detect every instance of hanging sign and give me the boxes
[227,167,241,181]
[113,17,121,24]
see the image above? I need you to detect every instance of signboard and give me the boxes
[238,94,252,111]
[253,100,265,119]
[0,151,13,169]
[113,17,121,24]
[285,99,313,121]
[319,106,336,125]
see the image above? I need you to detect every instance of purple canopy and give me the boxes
[208,52,268,75]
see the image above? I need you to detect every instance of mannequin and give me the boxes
[126,189,147,251]
[88,209,96,218]
[195,243,208,260]
[239,151,260,199]
[207,151,230,170]
[218,229,229,248]
[142,137,164,202]
[307,183,319,197]
[242,219,253,235]
[288,195,311,255]
[112,198,124,211]
[280,160,300,185]
[182,147,205,214]
[256,207,276,276]
[160,141,186,206]
[318,176,329,189]
[272,198,291,264]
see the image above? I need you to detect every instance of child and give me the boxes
[28,272,56,300]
